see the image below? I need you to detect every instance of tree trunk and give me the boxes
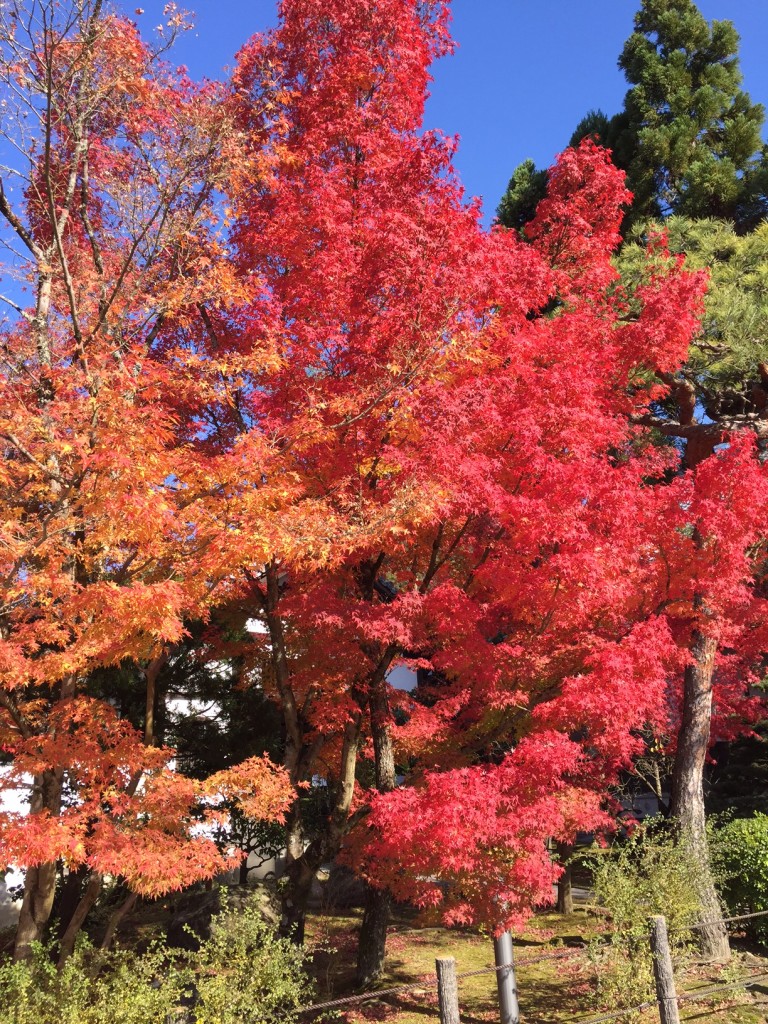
[357,887,392,989]
[14,768,63,961]
[57,866,87,941]
[14,861,59,961]
[670,625,730,961]
[555,841,574,915]
[58,872,102,966]
[99,892,138,952]
[280,712,363,943]
[356,684,397,988]
[281,851,317,945]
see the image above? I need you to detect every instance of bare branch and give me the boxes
[0,293,32,320]
[0,179,41,258]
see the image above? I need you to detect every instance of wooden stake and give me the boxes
[649,915,680,1024]
[436,956,461,1024]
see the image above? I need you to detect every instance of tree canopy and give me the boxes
[1,0,768,967]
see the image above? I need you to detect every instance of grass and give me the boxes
[304,908,768,1024]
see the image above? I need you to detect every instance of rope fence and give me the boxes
[296,975,437,1016]
[298,945,596,1015]
[670,907,768,933]
[575,970,768,1024]
[297,906,768,1021]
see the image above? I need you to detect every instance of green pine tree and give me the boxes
[499,0,768,234]
[617,0,766,228]
[496,158,548,234]
[619,215,768,397]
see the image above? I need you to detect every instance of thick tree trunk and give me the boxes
[555,841,574,915]
[670,625,730,961]
[14,767,64,961]
[14,861,59,961]
[281,838,317,945]
[357,888,392,988]
[356,685,397,989]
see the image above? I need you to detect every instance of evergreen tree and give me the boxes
[620,217,768,395]
[617,0,766,227]
[496,158,548,234]
[498,0,768,234]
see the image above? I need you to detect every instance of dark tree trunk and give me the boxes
[58,872,102,965]
[670,624,730,961]
[56,866,87,940]
[555,841,574,915]
[356,685,396,988]
[357,888,393,989]
[280,714,363,944]
[281,850,317,945]
[99,891,138,951]
[239,856,250,887]
[14,768,63,961]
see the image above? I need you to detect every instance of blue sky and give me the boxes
[133,1,768,223]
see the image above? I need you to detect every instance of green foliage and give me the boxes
[496,158,548,234]
[587,823,701,1009]
[503,1,768,234]
[618,216,768,395]
[713,812,768,943]
[0,895,310,1024]
[193,896,308,1024]
[616,0,766,228]
[0,941,189,1024]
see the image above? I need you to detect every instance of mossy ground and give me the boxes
[305,909,768,1024]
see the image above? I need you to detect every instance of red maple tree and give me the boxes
[2,0,767,972]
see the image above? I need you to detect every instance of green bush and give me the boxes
[587,822,702,1010]
[0,941,188,1024]
[193,896,308,1024]
[0,893,311,1024]
[713,812,768,944]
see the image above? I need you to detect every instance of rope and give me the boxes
[569,973,768,1024]
[456,945,587,979]
[666,906,768,935]
[299,947,589,1013]
[568,999,657,1023]
[677,971,768,1004]
[570,971,768,1023]
[693,907,768,928]
[298,975,437,1015]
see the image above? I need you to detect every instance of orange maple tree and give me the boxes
[0,0,291,960]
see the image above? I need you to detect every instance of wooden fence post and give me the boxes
[436,956,461,1024]
[649,915,680,1024]
[493,930,520,1024]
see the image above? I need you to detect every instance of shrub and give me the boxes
[0,892,311,1024]
[0,941,188,1024]
[713,812,768,944]
[193,895,308,1024]
[587,822,701,1010]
